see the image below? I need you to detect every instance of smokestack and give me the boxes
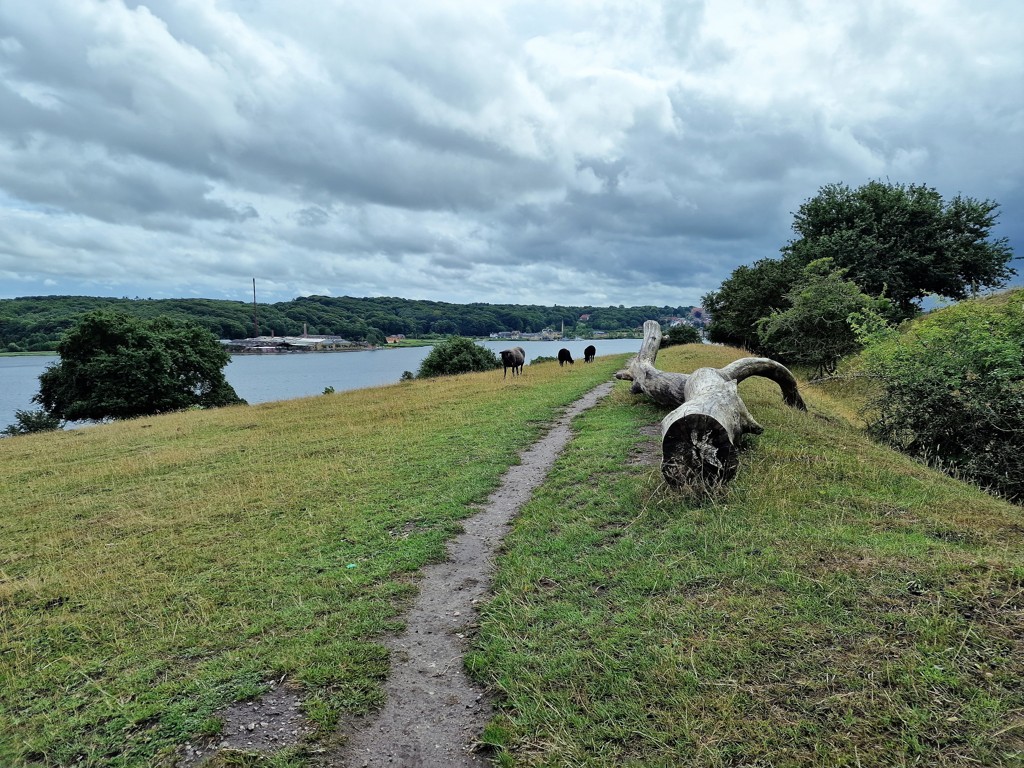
[252,278,260,337]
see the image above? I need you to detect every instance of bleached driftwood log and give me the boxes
[616,321,806,487]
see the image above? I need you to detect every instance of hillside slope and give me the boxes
[0,295,702,351]
[473,344,1023,766]
[1,346,1021,767]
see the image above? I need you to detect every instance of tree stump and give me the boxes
[616,321,806,487]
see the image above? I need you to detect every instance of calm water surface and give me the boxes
[0,339,641,430]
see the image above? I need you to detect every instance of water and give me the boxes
[0,338,641,430]
[0,356,58,430]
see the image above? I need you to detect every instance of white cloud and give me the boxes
[0,0,1020,307]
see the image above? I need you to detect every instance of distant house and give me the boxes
[385,334,406,344]
[579,313,591,321]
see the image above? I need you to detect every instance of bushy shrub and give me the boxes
[416,337,500,378]
[2,409,64,437]
[661,323,701,347]
[757,259,890,377]
[859,290,1024,501]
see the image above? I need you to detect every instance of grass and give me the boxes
[4,344,1023,767]
[380,338,435,347]
[468,344,1024,767]
[0,356,627,767]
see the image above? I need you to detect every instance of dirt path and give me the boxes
[331,382,616,767]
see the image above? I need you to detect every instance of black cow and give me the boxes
[500,346,525,378]
[584,344,596,363]
[558,348,574,366]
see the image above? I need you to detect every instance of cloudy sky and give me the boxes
[0,0,1021,308]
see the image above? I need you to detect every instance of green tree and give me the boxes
[430,319,459,335]
[661,323,701,347]
[859,289,1024,501]
[705,181,1014,350]
[756,259,889,377]
[417,337,500,378]
[364,327,387,346]
[35,311,245,421]
[786,181,1014,318]
[702,256,803,350]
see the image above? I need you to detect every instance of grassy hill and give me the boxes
[1,346,1021,766]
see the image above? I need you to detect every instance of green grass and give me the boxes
[4,345,1023,767]
[0,356,627,767]
[469,344,1024,767]
[380,338,435,347]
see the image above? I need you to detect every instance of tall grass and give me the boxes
[0,357,627,767]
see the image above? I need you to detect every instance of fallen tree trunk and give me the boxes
[616,321,806,487]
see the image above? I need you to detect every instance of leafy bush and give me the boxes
[703,256,802,350]
[859,290,1024,501]
[660,323,701,347]
[757,259,889,377]
[416,337,500,378]
[2,409,63,437]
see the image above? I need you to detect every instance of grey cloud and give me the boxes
[0,137,257,227]
[0,0,1020,308]
[294,206,330,227]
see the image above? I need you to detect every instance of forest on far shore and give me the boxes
[0,294,704,351]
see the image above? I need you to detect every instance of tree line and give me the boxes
[0,294,703,352]
[703,180,1014,377]
[702,179,1020,500]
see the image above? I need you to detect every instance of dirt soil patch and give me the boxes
[176,678,314,766]
[627,422,661,466]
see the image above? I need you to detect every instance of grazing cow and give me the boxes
[500,346,525,378]
[558,348,574,366]
[584,344,596,363]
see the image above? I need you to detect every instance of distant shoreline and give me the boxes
[1,334,643,358]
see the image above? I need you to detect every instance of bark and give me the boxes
[616,321,806,487]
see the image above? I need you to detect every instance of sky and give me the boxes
[0,0,1021,308]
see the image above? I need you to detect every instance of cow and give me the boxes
[500,346,525,378]
[558,348,574,366]
[584,344,596,363]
